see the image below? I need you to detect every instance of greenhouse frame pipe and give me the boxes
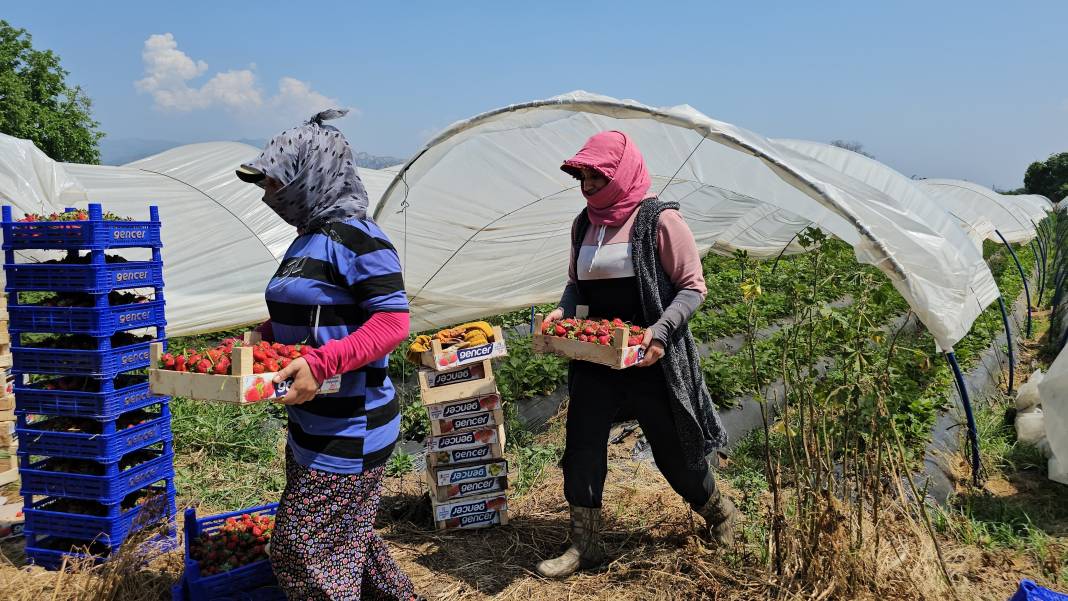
[946,352,981,488]
[996,229,1032,338]
[1031,240,1045,307]
[997,296,1015,396]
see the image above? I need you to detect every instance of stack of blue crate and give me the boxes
[1,203,176,567]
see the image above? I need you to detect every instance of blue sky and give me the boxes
[5,1,1065,189]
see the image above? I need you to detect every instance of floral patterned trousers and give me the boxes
[270,449,416,600]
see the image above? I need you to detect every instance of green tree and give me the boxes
[1024,152,1068,202]
[0,20,103,163]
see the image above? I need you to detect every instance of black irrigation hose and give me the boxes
[1031,240,1045,307]
[996,229,1032,338]
[997,296,1015,396]
[946,352,981,487]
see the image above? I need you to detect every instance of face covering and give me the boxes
[561,130,652,227]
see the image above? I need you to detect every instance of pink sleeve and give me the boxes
[253,320,274,342]
[657,210,707,296]
[300,312,411,383]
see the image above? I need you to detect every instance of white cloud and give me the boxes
[135,33,345,122]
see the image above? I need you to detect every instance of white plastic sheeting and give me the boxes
[0,134,396,335]
[373,91,996,349]
[917,179,1048,244]
[772,139,1000,318]
[1038,350,1068,485]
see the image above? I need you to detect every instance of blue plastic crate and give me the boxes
[1,205,162,251]
[15,404,172,460]
[19,446,175,504]
[12,340,154,376]
[23,484,176,546]
[183,503,279,601]
[25,528,179,569]
[13,375,158,418]
[9,300,166,336]
[4,260,164,293]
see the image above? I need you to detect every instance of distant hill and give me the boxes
[101,138,404,170]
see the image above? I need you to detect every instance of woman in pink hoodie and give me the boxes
[537,131,739,579]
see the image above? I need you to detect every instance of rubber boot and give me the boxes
[696,489,741,545]
[536,505,606,578]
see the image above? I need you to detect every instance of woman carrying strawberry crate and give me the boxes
[537,131,741,578]
[234,109,422,601]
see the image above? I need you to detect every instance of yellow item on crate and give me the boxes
[405,322,496,365]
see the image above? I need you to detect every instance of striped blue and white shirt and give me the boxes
[265,217,408,474]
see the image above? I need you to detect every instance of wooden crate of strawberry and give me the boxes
[409,322,508,371]
[532,306,646,369]
[149,332,337,404]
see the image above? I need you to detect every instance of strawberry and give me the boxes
[554,325,566,337]
[578,334,588,342]
[598,335,611,345]
[244,387,260,402]
[252,363,265,374]
[630,325,641,334]
[195,359,211,374]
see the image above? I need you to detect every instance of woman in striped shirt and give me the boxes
[236,109,421,601]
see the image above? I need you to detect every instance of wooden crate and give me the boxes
[0,421,13,446]
[416,326,508,371]
[532,306,644,369]
[430,407,504,437]
[149,332,339,403]
[0,409,12,422]
[426,460,509,503]
[418,360,497,405]
[430,492,509,530]
[425,392,501,423]
[425,423,506,468]
[0,394,12,412]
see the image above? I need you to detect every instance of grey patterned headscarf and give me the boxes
[239,108,370,232]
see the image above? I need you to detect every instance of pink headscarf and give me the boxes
[561,131,652,227]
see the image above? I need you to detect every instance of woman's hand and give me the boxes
[543,307,564,325]
[636,328,665,367]
[273,357,320,405]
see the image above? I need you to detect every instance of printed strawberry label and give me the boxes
[427,394,501,421]
[434,341,507,370]
[436,410,496,434]
[428,427,498,452]
[623,345,646,367]
[446,477,507,499]
[444,511,502,529]
[240,374,342,403]
[435,460,509,486]
[433,494,508,522]
[427,363,486,388]
[431,445,494,465]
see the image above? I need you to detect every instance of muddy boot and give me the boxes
[696,490,741,545]
[536,505,606,578]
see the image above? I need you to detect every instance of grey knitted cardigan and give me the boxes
[571,198,728,468]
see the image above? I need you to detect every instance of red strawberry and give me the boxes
[542,322,552,334]
[598,335,611,345]
[630,325,641,334]
[252,349,266,362]
[578,334,588,342]
[554,325,566,337]
[252,363,265,374]
[195,359,211,374]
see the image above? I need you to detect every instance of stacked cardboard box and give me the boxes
[419,360,509,530]
[0,292,14,487]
